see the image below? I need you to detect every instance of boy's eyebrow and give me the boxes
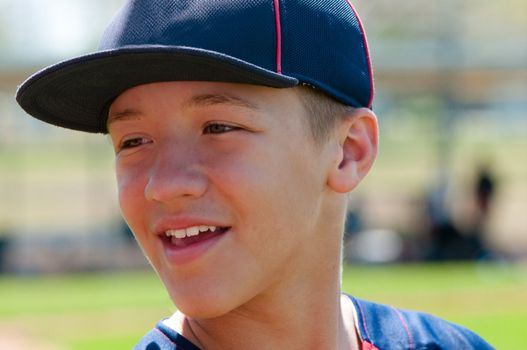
[183,93,259,111]
[107,109,143,126]
[106,93,258,127]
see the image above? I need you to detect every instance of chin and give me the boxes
[164,279,242,320]
[170,292,237,320]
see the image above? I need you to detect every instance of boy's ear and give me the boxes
[327,108,378,193]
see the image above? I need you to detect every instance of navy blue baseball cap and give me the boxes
[16,0,374,133]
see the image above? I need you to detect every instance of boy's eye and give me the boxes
[120,137,151,150]
[203,123,239,135]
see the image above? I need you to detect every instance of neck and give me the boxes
[184,271,355,350]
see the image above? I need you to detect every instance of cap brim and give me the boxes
[16,46,298,133]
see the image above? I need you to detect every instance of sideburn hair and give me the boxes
[295,86,353,144]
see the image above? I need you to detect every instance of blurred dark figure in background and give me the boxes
[342,200,364,263]
[464,163,497,259]
[424,172,469,261]
[120,219,137,245]
[0,230,12,273]
[474,164,496,221]
[424,164,496,261]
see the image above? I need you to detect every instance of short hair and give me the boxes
[295,85,352,143]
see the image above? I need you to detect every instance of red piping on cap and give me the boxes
[345,0,374,108]
[273,0,283,74]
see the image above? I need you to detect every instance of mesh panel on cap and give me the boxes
[280,0,371,107]
[101,0,279,72]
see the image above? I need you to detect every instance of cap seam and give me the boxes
[345,0,375,108]
[273,0,283,74]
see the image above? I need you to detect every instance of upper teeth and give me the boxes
[165,226,217,239]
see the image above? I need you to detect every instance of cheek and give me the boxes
[116,164,148,229]
[211,143,317,244]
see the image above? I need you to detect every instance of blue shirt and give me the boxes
[133,295,495,350]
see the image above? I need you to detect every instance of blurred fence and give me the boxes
[0,0,526,272]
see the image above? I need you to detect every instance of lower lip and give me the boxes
[161,230,228,266]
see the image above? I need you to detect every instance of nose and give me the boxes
[144,147,208,204]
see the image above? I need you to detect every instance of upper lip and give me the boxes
[153,216,228,236]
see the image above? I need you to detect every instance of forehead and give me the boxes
[106,81,312,134]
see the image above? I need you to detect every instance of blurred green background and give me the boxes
[0,0,526,349]
[2,264,527,349]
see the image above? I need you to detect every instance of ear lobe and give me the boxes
[327,108,378,193]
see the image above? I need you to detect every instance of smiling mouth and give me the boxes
[161,225,230,248]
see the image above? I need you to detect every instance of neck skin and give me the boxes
[165,198,360,350]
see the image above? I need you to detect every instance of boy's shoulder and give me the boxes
[349,296,495,350]
[132,322,200,350]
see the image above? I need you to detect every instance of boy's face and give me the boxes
[107,81,340,318]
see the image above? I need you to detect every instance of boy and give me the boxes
[16,0,494,349]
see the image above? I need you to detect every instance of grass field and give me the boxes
[1,262,526,349]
